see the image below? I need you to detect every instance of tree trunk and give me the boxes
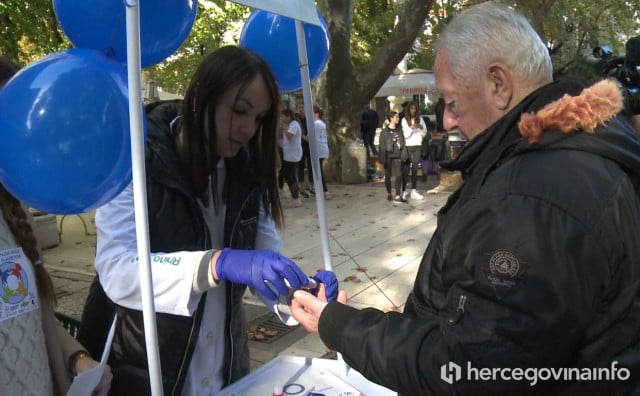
[316,0,432,182]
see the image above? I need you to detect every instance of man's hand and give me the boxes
[290,288,347,335]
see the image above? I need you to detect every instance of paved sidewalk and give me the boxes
[42,175,452,371]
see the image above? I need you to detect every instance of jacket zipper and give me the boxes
[228,188,254,242]
[226,189,255,383]
[172,181,214,395]
[172,313,202,395]
[448,294,467,325]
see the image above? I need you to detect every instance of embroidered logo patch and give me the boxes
[0,247,39,321]
[489,250,520,278]
[482,249,527,296]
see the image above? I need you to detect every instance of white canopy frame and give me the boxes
[375,69,436,98]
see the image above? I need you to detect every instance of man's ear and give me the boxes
[487,63,512,110]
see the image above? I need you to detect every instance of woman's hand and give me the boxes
[74,356,113,396]
[311,270,339,302]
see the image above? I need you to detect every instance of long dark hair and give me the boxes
[176,46,283,228]
[281,107,299,122]
[313,105,324,120]
[403,100,421,125]
[0,186,56,305]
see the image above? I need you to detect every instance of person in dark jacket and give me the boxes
[361,105,379,157]
[378,111,408,202]
[78,46,338,396]
[295,101,313,196]
[290,3,640,395]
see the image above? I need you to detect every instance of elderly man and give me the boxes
[291,2,640,395]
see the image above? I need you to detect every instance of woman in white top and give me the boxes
[401,101,427,200]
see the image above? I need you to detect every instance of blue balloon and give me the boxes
[240,10,330,93]
[0,48,134,214]
[53,0,197,68]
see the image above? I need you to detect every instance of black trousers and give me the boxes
[405,146,422,190]
[362,129,378,157]
[279,160,300,199]
[298,140,312,184]
[384,157,405,196]
[316,158,328,192]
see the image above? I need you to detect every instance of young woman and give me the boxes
[0,56,111,396]
[79,46,337,395]
[401,101,427,200]
[378,111,408,203]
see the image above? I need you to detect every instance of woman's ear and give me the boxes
[487,63,512,110]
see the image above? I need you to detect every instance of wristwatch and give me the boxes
[68,350,90,376]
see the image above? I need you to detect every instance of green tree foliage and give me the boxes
[314,0,432,181]
[146,1,250,95]
[405,0,640,75]
[406,1,459,70]
[4,0,640,181]
[0,0,68,64]
[350,0,403,65]
[510,0,640,78]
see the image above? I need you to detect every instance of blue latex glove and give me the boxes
[312,270,339,303]
[215,249,308,300]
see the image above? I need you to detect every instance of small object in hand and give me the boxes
[286,276,317,304]
[301,277,318,291]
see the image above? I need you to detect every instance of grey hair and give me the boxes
[436,2,552,85]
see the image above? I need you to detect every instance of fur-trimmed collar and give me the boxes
[518,79,623,143]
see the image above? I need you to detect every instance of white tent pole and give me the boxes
[295,23,350,380]
[125,2,164,395]
[294,20,332,272]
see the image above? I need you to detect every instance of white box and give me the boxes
[218,355,396,396]
[33,212,59,249]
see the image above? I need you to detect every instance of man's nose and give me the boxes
[443,108,458,131]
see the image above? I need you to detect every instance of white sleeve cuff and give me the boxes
[193,249,222,293]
